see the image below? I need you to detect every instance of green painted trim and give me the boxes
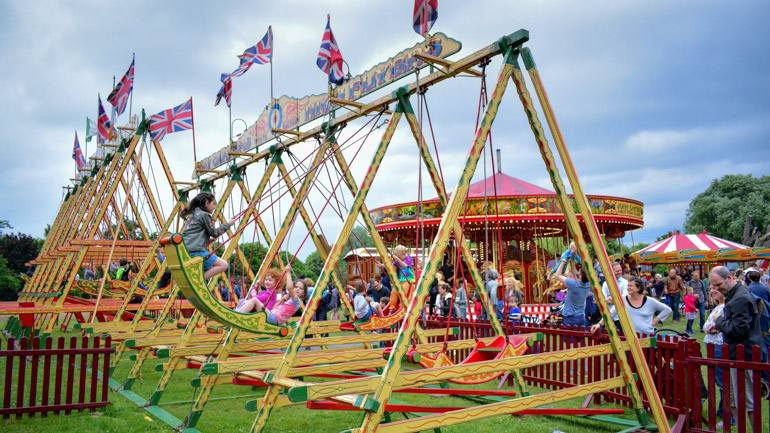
[392,86,413,114]
[136,110,148,136]
[117,138,128,153]
[245,399,259,412]
[156,348,169,358]
[229,163,243,181]
[504,29,530,49]
[154,362,165,371]
[201,363,218,375]
[148,391,163,406]
[287,386,307,403]
[268,145,283,164]
[581,415,642,427]
[521,47,536,70]
[200,178,211,192]
[186,410,203,428]
[123,377,136,390]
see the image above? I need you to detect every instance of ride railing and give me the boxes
[0,335,114,419]
[422,318,769,433]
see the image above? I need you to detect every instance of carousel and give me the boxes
[369,170,645,302]
[631,230,769,275]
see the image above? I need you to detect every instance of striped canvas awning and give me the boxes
[635,231,748,254]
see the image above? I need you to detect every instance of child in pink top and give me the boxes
[683,286,697,335]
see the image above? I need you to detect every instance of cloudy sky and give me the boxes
[1,0,768,258]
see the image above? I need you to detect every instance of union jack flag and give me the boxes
[107,56,135,116]
[316,15,345,85]
[149,98,193,142]
[413,0,438,37]
[215,76,232,107]
[229,62,251,79]
[97,96,112,143]
[228,26,272,79]
[238,26,273,66]
[72,132,87,170]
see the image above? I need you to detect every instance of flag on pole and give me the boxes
[413,0,438,37]
[85,117,99,142]
[148,98,193,142]
[215,76,232,107]
[228,26,273,79]
[238,26,273,66]
[316,15,345,85]
[107,57,135,116]
[72,132,87,170]
[97,96,112,143]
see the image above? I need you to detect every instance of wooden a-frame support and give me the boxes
[244,30,670,433]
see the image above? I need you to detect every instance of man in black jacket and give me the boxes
[710,265,761,428]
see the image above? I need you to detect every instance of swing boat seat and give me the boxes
[339,280,415,332]
[397,335,532,385]
[73,279,125,298]
[108,278,173,296]
[339,306,406,332]
[159,233,289,337]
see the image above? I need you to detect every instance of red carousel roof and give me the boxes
[447,173,554,198]
[371,171,644,246]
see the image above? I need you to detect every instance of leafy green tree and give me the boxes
[684,174,770,242]
[305,251,324,279]
[0,220,12,233]
[0,256,21,301]
[0,233,43,274]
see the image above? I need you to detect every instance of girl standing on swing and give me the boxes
[180,192,235,280]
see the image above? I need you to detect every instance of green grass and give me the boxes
[1,313,752,433]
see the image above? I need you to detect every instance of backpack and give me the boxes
[751,293,770,338]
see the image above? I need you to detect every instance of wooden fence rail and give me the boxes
[0,335,114,418]
[420,317,768,433]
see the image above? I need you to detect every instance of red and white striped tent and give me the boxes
[635,231,748,254]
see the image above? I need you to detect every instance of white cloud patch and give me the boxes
[1,0,769,264]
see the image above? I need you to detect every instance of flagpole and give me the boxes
[190,97,199,181]
[96,95,102,146]
[110,75,117,128]
[84,118,88,166]
[270,25,274,105]
[129,53,135,122]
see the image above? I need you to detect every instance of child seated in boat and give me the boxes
[507,297,522,321]
[236,266,292,313]
[349,279,383,320]
[236,266,299,326]
[375,245,415,283]
[379,296,390,313]
[180,192,236,280]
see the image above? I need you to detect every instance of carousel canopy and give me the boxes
[635,231,747,254]
[448,172,554,198]
[370,171,644,247]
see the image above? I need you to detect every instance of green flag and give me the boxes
[85,117,98,142]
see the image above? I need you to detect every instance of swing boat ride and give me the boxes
[4,11,677,433]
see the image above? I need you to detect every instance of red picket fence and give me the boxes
[420,317,769,433]
[0,335,114,418]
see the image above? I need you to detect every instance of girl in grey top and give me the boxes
[592,277,671,335]
[180,192,235,280]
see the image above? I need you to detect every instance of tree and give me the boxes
[684,174,770,243]
[305,251,324,280]
[0,233,43,274]
[0,256,21,301]
[0,220,12,233]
